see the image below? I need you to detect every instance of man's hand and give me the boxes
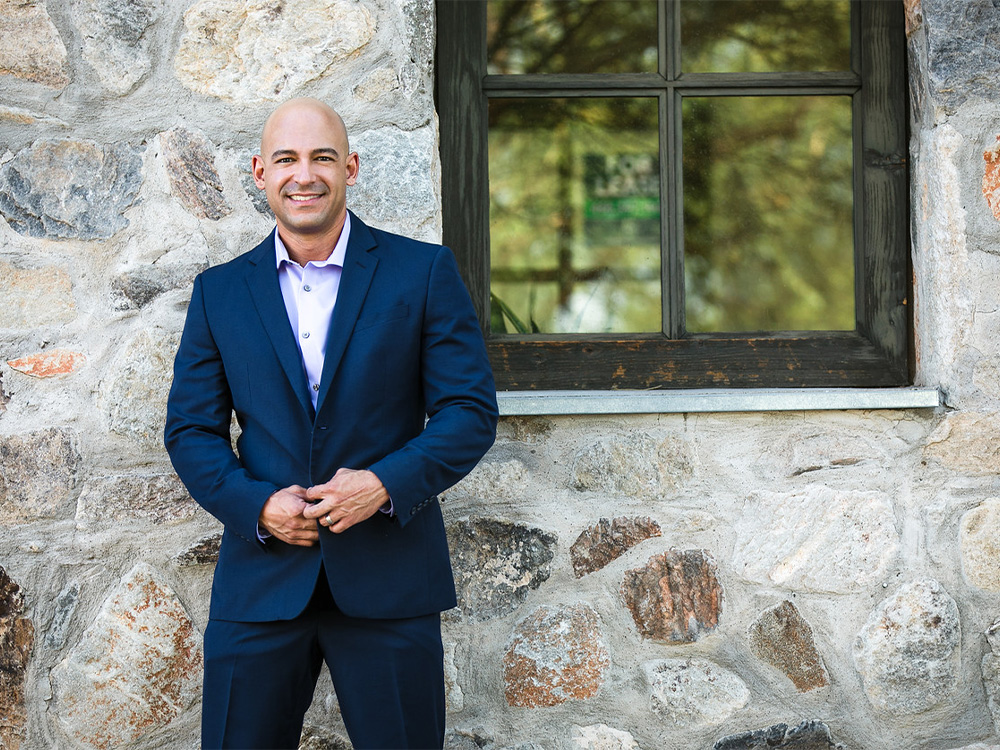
[303,468,389,534]
[258,485,319,546]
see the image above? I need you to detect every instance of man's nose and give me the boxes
[292,159,315,184]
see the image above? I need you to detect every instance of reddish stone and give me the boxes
[503,604,609,708]
[571,516,662,578]
[161,127,232,220]
[748,601,829,692]
[621,549,722,643]
[7,349,86,378]
[984,136,1000,221]
[903,0,922,37]
[0,566,34,750]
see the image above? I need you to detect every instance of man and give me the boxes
[164,98,498,749]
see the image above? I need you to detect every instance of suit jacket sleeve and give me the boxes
[164,274,278,544]
[366,245,498,524]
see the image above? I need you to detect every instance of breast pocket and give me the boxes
[354,303,410,332]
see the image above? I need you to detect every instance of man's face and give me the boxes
[252,102,359,243]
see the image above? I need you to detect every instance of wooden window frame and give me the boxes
[436,0,909,390]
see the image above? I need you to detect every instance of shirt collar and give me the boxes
[274,211,352,269]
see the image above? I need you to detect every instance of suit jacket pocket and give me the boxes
[354,303,409,332]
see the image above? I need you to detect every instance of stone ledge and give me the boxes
[498,387,941,416]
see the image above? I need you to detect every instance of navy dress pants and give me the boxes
[200,572,446,750]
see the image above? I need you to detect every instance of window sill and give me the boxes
[496,387,941,416]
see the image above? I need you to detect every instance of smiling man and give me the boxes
[164,98,498,749]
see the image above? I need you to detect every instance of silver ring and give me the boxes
[325,514,332,525]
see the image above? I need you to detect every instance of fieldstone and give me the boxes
[44,582,81,650]
[50,563,202,748]
[498,416,553,444]
[0,428,80,523]
[961,499,1000,590]
[110,263,204,311]
[853,579,961,714]
[0,139,143,240]
[731,486,898,593]
[0,0,68,87]
[572,432,692,499]
[98,327,180,445]
[443,457,528,502]
[6,349,86,378]
[622,549,722,643]
[71,0,160,94]
[238,147,273,216]
[351,126,438,228]
[748,601,829,692]
[503,603,609,707]
[174,0,375,103]
[644,658,749,728]
[76,473,198,528]
[925,412,1000,475]
[0,261,76,328]
[353,66,401,102]
[571,724,640,750]
[161,127,232,220]
[444,728,494,750]
[298,725,350,749]
[444,641,463,713]
[985,136,1000,222]
[571,516,661,578]
[981,618,1000,734]
[447,518,556,622]
[920,0,1000,111]
[175,533,222,567]
[0,566,34,750]
[713,720,846,750]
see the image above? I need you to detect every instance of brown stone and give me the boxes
[0,0,68,87]
[0,428,80,523]
[7,349,86,379]
[748,601,829,692]
[621,549,722,643]
[75,473,199,528]
[0,566,34,750]
[503,603,609,708]
[175,533,222,566]
[0,261,76,328]
[161,127,232,220]
[571,516,661,578]
[985,136,1000,222]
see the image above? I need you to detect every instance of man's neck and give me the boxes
[277,215,347,266]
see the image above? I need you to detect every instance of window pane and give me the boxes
[489,98,661,334]
[681,0,851,73]
[683,96,854,332]
[487,0,658,75]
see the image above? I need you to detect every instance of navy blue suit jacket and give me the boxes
[164,212,498,622]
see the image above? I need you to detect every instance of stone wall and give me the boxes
[0,1,999,749]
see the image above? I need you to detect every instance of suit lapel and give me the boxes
[245,232,314,417]
[315,212,378,415]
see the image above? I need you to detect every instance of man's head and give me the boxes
[252,98,359,254]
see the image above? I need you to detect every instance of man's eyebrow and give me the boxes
[269,147,340,160]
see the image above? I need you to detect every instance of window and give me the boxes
[437,0,908,390]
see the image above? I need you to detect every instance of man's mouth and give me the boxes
[288,194,322,202]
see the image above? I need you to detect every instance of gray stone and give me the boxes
[75,473,198,528]
[644,658,749,728]
[237,148,273,217]
[503,603,609,708]
[50,563,202,748]
[981,618,1000,735]
[444,728,494,750]
[71,0,160,94]
[961,499,1000,590]
[572,432,692,499]
[351,126,439,230]
[732,486,898,593]
[447,518,556,622]
[44,582,80,650]
[98,328,180,446]
[919,0,1000,112]
[161,128,232,220]
[713,720,846,750]
[0,566,33,750]
[0,428,80,523]
[0,261,76,328]
[853,579,961,714]
[0,0,68,87]
[571,724,640,750]
[748,601,829,692]
[174,0,376,103]
[175,533,222,567]
[571,516,662,578]
[110,263,204,311]
[0,140,143,240]
[298,725,350,749]
[442,456,528,502]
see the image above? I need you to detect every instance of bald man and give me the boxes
[165,98,498,749]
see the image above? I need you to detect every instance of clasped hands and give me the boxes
[258,468,389,546]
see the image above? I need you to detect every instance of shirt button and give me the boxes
[312,384,319,391]
[301,332,310,339]
[303,285,312,292]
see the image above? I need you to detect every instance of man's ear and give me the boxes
[345,152,360,186]
[251,154,266,189]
